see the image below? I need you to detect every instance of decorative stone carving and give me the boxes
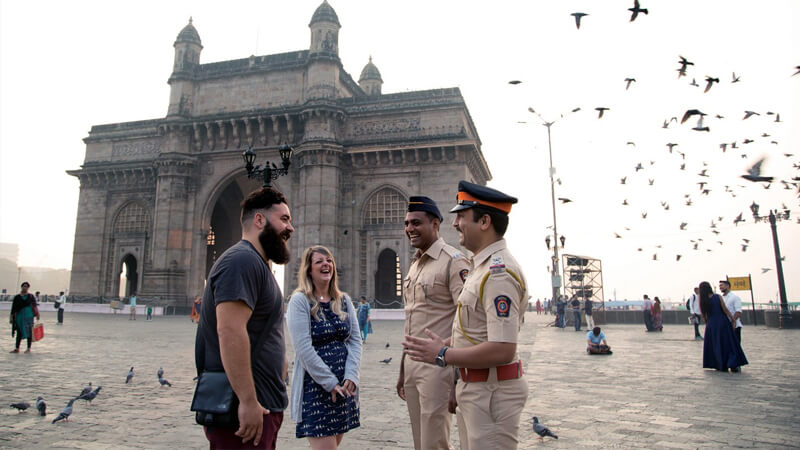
[112,140,162,159]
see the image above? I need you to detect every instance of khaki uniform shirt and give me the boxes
[452,239,528,362]
[404,237,470,339]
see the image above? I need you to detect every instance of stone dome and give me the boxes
[175,18,202,46]
[309,1,340,27]
[359,57,383,83]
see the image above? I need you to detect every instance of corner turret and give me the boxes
[309,0,340,56]
[168,18,202,117]
[358,56,383,96]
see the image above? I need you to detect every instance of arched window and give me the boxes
[363,187,405,225]
[114,203,150,234]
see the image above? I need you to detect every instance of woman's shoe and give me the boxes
[10,348,19,353]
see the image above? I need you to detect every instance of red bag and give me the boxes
[32,323,44,342]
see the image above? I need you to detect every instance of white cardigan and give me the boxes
[286,292,362,423]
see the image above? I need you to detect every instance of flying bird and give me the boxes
[743,111,760,120]
[628,0,648,22]
[734,213,744,225]
[720,143,728,153]
[648,179,655,186]
[635,163,643,172]
[703,76,719,93]
[693,116,710,132]
[622,199,629,206]
[676,255,682,261]
[761,268,771,274]
[36,397,46,416]
[641,212,648,219]
[731,72,741,83]
[558,197,573,204]
[666,143,678,153]
[508,80,522,85]
[681,109,705,124]
[677,56,694,78]
[52,399,76,424]
[624,78,636,90]
[570,12,588,29]
[385,343,390,348]
[126,367,135,384]
[741,157,774,182]
[741,244,748,252]
[595,107,609,118]
[620,177,627,185]
[793,66,800,76]
[679,222,687,230]
[533,417,558,441]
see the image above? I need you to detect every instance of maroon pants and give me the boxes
[204,412,283,450]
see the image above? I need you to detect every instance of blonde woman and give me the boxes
[287,246,362,449]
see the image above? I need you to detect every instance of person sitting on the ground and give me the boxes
[587,327,612,354]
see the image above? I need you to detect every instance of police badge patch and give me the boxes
[494,295,511,317]
[459,269,469,283]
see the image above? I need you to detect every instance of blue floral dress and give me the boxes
[296,302,360,438]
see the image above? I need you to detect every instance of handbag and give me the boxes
[191,371,239,427]
[32,322,44,342]
[191,317,273,427]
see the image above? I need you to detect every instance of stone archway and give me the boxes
[118,253,138,297]
[205,174,262,278]
[375,248,401,308]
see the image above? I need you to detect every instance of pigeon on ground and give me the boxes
[158,377,173,387]
[10,402,30,412]
[52,399,75,424]
[628,0,648,21]
[379,357,392,364]
[126,367,135,384]
[385,343,390,348]
[79,382,92,398]
[741,157,774,183]
[570,12,588,29]
[157,367,164,379]
[36,397,46,416]
[78,386,102,404]
[533,416,558,441]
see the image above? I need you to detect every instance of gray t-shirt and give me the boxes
[195,240,287,411]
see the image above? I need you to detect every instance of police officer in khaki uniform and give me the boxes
[398,196,470,450]
[403,181,529,450]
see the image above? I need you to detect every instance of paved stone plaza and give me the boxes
[1,310,798,449]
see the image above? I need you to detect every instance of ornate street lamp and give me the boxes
[242,144,293,188]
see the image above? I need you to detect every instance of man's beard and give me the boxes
[259,220,291,264]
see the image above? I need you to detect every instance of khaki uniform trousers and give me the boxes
[404,358,454,450]
[455,367,528,450]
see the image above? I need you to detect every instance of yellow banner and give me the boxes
[728,276,751,291]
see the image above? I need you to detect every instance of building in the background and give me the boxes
[67,1,490,309]
[0,243,19,265]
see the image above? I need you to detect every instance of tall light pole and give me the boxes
[528,105,580,303]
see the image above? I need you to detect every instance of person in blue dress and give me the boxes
[699,281,748,373]
[356,295,372,342]
[288,246,362,449]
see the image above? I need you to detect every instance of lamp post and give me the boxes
[751,206,791,327]
[528,106,580,303]
[242,144,293,188]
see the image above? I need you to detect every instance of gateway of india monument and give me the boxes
[67,1,491,310]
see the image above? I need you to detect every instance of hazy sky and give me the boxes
[1,1,798,302]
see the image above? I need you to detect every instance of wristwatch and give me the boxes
[435,346,449,367]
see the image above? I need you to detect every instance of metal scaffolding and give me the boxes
[562,254,604,305]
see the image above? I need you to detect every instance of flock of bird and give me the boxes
[8,366,171,424]
[522,1,800,265]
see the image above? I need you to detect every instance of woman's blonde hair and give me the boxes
[294,246,348,322]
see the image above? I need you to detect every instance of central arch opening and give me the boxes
[375,248,402,308]
[118,254,138,297]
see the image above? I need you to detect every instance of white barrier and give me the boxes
[0,301,163,316]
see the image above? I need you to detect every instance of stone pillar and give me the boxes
[146,154,197,305]
[67,181,108,296]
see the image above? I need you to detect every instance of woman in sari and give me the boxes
[651,297,664,331]
[9,282,39,353]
